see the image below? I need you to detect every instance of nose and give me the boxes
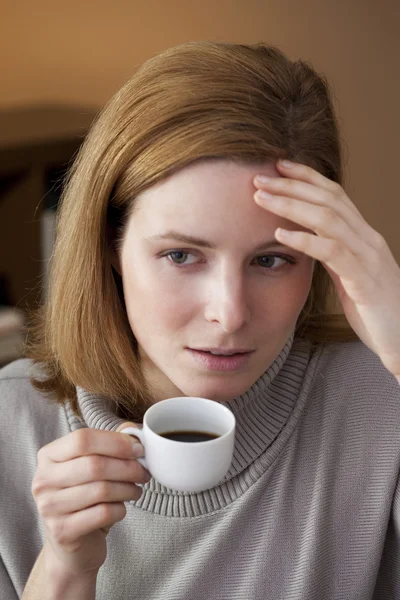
[204,267,251,333]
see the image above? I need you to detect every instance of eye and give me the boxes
[165,251,197,265]
[255,254,297,269]
[163,251,297,270]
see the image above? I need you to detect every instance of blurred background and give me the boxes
[0,0,399,366]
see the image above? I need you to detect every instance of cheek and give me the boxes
[258,265,313,324]
[286,263,314,316]
[122,265,195,335]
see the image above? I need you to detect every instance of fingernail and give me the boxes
[254,175,271,184]
[132,443,145,458]
[255,190,274,201]
[143,469,152,483]
[279,159,294,168]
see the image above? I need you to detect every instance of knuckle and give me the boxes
[36,493,48,514]
[36,445,49,464]
[31,475,46,498]
[115,502,127,522]
[97,503,114,522]
[36,446,45,462]
[329,180,342,194]
[318,207,336,229]
[95,481,112,502]
[49,518,69,546]
[98,502,126,525]
[87,455,105,480]
[371,230,386,250]
[37,494,56,517]
[284,179,297,192]
[73,428,93,456]
[328,239,342,259]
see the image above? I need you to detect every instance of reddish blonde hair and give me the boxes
[26,41,358,420]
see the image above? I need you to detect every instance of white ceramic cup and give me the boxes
[120,396,236,493]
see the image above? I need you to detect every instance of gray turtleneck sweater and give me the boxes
[1,334,400,600]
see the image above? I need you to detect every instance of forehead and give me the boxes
[126,158,312,244]
[132,159,284,229]
[137,158,280,202]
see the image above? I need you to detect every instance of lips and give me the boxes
[201,351,247,356]
[191,348,254,356]
[187,348,254,372]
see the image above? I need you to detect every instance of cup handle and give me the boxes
[119,427,148,470]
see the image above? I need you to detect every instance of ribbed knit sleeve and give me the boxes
[0,556,18,600]
[371,467,400,597]
[0,364,71,597]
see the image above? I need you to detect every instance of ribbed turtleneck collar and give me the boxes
[66,332,315,517]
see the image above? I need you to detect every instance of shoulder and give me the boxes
[0,356,36,380]
[0,360,74,585]
[311,338,400,422]
[0,359,73,537]
[0,358,72,448]
[315,338,399,389]
[0,356,55,409]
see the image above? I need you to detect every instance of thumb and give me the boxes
[116,421,140,433]
[116,421,143,446]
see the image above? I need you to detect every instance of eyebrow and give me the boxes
[145,231,290,252]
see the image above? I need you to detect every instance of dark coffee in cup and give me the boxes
[159,430,220,443]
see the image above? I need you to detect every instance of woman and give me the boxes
[1,41,400,600]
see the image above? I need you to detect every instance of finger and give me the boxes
[275,228,390,306]
[276,159,357,209]
[38,481,143,517]
[275,159,371,235]
[254,193,375,259]
[116,421,139,433]
[39,427,143,464]
[274,228,369,294]
[46,502,127,547]
[254,176,365,240]
[116,421,143,445]
[35,454,151,490]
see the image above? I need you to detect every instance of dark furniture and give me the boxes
[0,105,98,311]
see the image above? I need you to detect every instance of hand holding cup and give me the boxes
[31,427,151,576]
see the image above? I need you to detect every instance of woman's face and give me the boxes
[120,159,315,403]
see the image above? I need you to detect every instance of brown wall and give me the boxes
[1,0,399,303]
